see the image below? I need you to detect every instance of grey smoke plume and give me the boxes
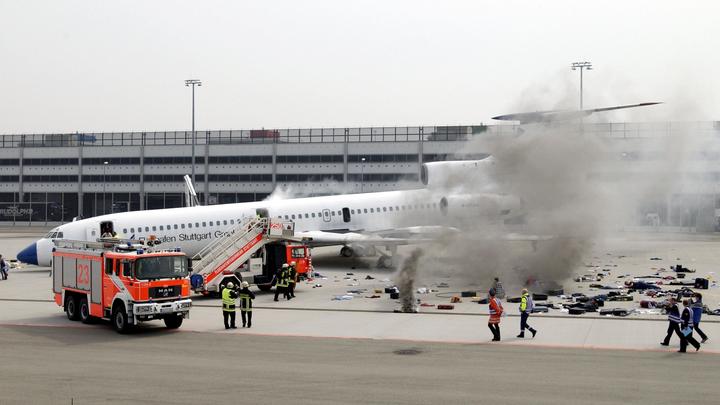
[396,248,423,312]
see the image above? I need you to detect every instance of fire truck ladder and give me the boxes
[190,217,280,292]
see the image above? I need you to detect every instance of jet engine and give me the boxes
[439,193,522,219]
[420,158,495,189]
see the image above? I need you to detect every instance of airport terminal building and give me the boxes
[1,121,719,230]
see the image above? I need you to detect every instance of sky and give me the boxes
[0,0,718,134]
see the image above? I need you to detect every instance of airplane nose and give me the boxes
[17,242,38,265]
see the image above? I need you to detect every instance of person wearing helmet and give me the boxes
[288,261,298,298]
[222,282,239,329]
[488,288,504,341]
[274,263,290,301]
[238,281,256,328]
[517,288,537,338]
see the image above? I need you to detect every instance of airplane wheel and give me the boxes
[377,256,393,269]
[340,246,353,257]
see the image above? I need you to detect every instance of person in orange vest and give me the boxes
[488,288,504,341]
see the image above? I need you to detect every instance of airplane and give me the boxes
[17,158,521,268]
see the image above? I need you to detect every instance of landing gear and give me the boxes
[377,255,393,269]
[340,246,353,257]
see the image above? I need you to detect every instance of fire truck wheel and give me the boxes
[163,314,183,329]
[112,305,130,333]
[65,295,80,321]
[79,297,93,324]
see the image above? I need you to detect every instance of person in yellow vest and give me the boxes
[274,263,290,301]
[238,281,256,328]
[222,282,239,329]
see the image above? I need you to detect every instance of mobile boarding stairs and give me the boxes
[189,217,295,295]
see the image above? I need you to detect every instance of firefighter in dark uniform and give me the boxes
[274,263,289,301]
[222,282,239,329]
[238,281,256,328]
[288,261,298,298]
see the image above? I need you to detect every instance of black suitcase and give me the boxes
[461,291,477,297]
[532,293,548,301]
[547,288,564,296]
[390,292,400,299]
[695,278,709,289]
[568,307,586,315]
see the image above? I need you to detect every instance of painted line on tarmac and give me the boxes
[5,298,720,324]
[186,328,720,355]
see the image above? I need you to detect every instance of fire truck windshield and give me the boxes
[134,256,188,280]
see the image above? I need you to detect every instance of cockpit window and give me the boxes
[44,229,62,239]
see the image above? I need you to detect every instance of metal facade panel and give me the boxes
[91,260,102,303]
[53,258,62,293]
[62,256,76,288]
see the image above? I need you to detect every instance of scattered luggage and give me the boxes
[532,293,548,301]
[390,292,400,299]
[506,296,522,303]
[461,291,477,297]
[547,288,564,296]
[568,308,586,315]
[437,304,455,310]
[532,306,549,313]
[694,278,709,289]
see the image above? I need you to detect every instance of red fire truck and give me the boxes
[52,239,192,333]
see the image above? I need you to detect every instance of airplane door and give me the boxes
[322,209,331,222]
[256,208,269,218]
[342,207,351,223]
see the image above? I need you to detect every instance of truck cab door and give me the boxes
[102,258,115,315]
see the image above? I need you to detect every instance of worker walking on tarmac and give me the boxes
[661,296,683,347]
[222,282,239,329]
[238,281,256,328]
[517,288,537,338]
[692,293,709,343]
[487,288,504,341]
[288,261,298,298]
[274,263,290,301]
[679,299,701,352]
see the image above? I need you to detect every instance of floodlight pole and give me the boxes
[571,62,592,109]
[185,79,202,187]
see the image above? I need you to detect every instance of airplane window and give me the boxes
[195,222,200,227]
[188,223,192,228]
[145,227,150,232]
[123,228,128,234]
[181,224,185,229]
[174,224,178,229]
[159,226,164,231]
[318,212,322,217]
[152,226,157,231]
[304,214,309,219]
[363,209,367,213]
[230,220,234,225]
[331,211,335,216]
[311,213,316,218]
[338,210,342,216]
[389,207,393,212]
[130,228,135,233]
[383,207,387,212]
[202,222,206,227]
[166,224,171,230]
[351,209,355,214]
[370,208,374,213]
[284,215,289,220]
[395,206,399,211]
[223,220,228,225]
[291,214,295,219]
[209,221,213,226]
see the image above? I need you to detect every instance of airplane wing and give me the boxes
[293,226,461,247]
[491,102,662,124]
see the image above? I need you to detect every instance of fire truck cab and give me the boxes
[52,239,193,333]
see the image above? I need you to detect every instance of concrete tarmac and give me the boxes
[0,324,716,405]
